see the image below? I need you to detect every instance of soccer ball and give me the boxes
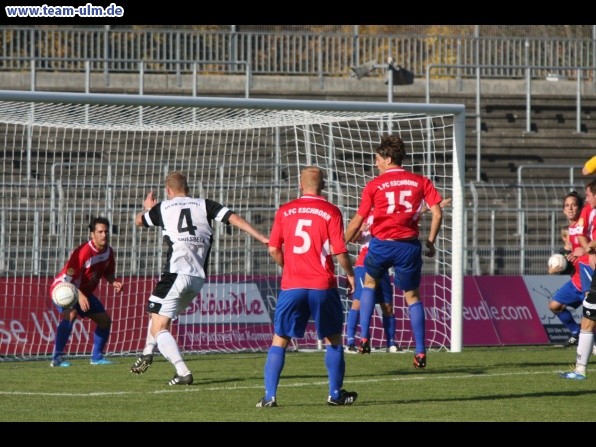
[548,253,568,271]
[51,282,79,308]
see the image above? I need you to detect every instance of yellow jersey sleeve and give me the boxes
[584,155,596,175]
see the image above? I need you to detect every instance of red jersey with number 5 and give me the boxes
[269,194,348,289]
[356,168,442,240]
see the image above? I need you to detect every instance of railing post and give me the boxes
[318,35,324,89]
[577,69,582,133]
[526,66,532,133]
[176,31,182,87]
[476,64,482,182]
[103,25,110,87]
[245,62,251,98]
[353,25,359,68]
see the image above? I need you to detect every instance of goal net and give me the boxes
[0,91,464,360]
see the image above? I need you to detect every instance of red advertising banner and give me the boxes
[472,276,550,345]
[460,276,502,345]
[0,274,551,357]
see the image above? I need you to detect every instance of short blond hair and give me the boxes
[560,226,569,241]
[300,166,324,192]
[165,171,189,194]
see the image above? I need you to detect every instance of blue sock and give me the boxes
[264,345,285,400]
[92,325,111,361]
[325,345,344,400]
[409,301,426,355]
[346,308,359,346]
[383,314,396,347]
[359,287,375,340]
[53,319,73,358]
[557,309,580,336]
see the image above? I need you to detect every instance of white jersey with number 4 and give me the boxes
[141,196,233,278]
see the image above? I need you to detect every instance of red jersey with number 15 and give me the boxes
[269,194,348,290]
[356,167,442,240]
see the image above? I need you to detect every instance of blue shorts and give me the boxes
[365,237,422,291]
[274,288,343,340]
[552,281,583,308]
[354,265,393,305]
[55,293,106,317]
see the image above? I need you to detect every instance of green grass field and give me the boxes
[1,345,594,422]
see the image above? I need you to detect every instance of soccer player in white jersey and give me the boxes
[131,171,269,385]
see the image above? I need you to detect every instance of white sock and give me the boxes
[155,330,190,376]
[141,319,157,356]
[575,330,594,375]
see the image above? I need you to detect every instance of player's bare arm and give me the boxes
[336,252,355,294]
[425,203,443,257]
[134,191,157,226]
[77,290,91,312]
[344,213,365,243]
[268,246,284,268]
[228,213,269,245]
[106,274,123,293]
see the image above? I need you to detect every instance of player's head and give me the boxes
[165,171,190,197]
[300,166,324,194]
[562,190,583,222]
[89,216,110,249]
[585,178,596,208]
[375,134,406,170]
[560,226,569,243]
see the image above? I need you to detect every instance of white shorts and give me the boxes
[148,273,205,320]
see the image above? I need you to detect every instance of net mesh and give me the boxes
[0,98,458,359]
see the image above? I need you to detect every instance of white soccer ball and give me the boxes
[52,282,79,308]
[548,253,568,271]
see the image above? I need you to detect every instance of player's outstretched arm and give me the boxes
[135,191,157,226]
[228,213,269,245]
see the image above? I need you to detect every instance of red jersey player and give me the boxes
[344,134,442,369]
[49,216,122,367]
[256,166,357,407]
[561,178,596,379]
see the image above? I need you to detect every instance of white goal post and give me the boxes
[0,90,465,360]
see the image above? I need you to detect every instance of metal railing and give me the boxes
[0,177,585,277]
[1,26,595,79]
[426,64,596,182]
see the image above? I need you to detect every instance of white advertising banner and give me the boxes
[177,283,272,325]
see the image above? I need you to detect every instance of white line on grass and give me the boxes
[0,368,591,397]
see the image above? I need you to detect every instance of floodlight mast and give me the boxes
[350,58,395,103]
